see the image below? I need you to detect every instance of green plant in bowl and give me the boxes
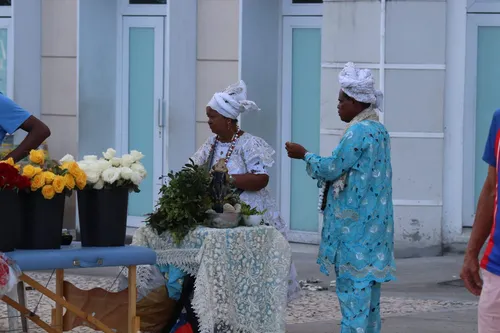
[240,202,266,227]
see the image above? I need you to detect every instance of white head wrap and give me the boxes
[207,80,261,119]
[339,62,384,111]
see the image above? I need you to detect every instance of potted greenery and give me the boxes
[240,203,266,227]
[146,160,212,243]
[146,159,268,243]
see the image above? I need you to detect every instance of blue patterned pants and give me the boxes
[336,277,381,333]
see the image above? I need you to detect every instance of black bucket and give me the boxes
[18,191,66,250]
[0,190,21,252]
[78,188,129,247]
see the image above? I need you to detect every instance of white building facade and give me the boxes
[239,0,448,257]
[277,0,493,257]
[10,0,492,257]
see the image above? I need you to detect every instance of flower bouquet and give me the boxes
[76,148,147,247]
[17,150,86,249]
[0,158,31,251]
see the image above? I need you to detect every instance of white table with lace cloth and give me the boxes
[130,225,291,333]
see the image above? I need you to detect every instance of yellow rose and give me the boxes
[22,165,36,178]
[64,162,79,176]
[29,150,45,165]
[64,173,75,190]
[43,171,56,184]
[31,174,46,191]
[0,157,15,166]
[52,175,66,193]
[75,172,87,190]
[34,167,43,175]
[14,164,20,171]
[41,185,55,200]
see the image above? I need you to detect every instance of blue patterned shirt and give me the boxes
[304,120,396,284]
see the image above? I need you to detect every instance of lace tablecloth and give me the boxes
[131,225,291,333]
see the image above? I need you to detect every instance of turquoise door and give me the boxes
[475,26,500,210]
[122,16,166,227]
[465,15,500,226]
[282,17,322,243]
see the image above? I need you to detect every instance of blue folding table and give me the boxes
[3,245,156,333]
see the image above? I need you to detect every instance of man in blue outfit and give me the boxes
[286,62,395,333]
[0,93,50,162]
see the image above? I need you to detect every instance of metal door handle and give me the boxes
[157,98,164,128]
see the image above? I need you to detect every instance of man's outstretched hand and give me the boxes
[460,253,483,296]
[285,142,307,160]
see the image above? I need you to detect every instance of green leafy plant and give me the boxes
[145,160,212,243]
[240,202,266,216]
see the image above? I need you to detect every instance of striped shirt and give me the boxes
[481,109,500,275]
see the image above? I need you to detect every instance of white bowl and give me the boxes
[243,215,263,227]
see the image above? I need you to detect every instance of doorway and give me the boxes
[120,16,167,227]
[464,14,500,227]
[281,16,322,243]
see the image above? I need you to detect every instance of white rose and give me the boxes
[97,159,112,172]
[102,148,116,160]
[101,167,121,184]
[110,157,122,167]
[130,163,147,178]
[79,161,101,173]
[77,161,89,170]
[60,154,75,163]
[121,167,133,180]
[83,155,98,162]
[121,154,135,167]
[130,150,145,162]
[93,178,105,190]
[130,171,143,186]
[86,171,101,184]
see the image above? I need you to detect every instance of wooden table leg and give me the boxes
[54,269,64,332]
[3,295,59,333]
[20,274,115,333]
[17,281,29,333]
[127,265,139,333]
[7,287,19,332]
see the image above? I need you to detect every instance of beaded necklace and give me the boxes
[207,127,243,167]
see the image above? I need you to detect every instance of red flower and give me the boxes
[0,163,31,191]
[0,259,9,290]
[0,163,17,177]
[15,174,31,190]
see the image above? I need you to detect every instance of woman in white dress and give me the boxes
[191,80,301,301]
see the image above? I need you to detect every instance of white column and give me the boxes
[167,0,198,172]
[239,0,280,196]
[12,0,41,117]
[443,0,467,244]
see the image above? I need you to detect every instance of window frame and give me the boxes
[468,0,500,13]
[0,18,13,98]
[0,2,11,18]
[119,0,167,16]
[282,0,322,16]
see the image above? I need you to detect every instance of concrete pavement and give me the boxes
[287,253,479,333]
